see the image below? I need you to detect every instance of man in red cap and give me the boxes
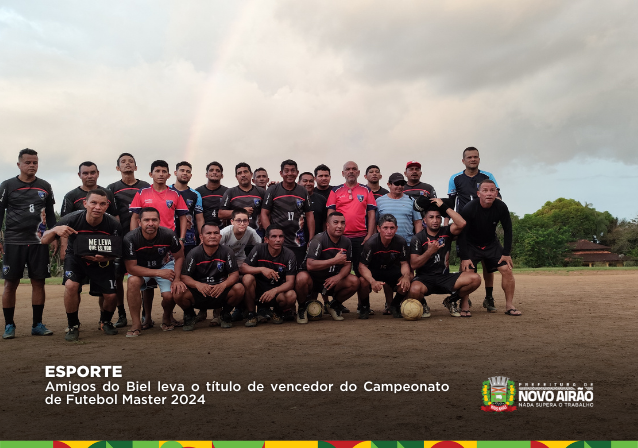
[404,161,437,199]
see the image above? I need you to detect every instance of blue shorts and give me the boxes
[129,260,175,293]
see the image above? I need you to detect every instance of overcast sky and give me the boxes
[1,0,637,219]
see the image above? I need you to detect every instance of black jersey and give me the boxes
[54,210,122,257]
[410,226,454,276]
[170,185,203,247]
[0,176,56,245]
[107,179,150,236]
[220,185,265,229]
[404,182,437,199]
[262,183,311,248]
[360,233,408,270]
[303,231,352,278]
[60,186,118,217]
[246,243,297,291]
[305,192,327,244]
[371,186,390,200]
[314,187,332,201]
[182,244,238,285]
[459,198,512,256]
[448,170,500,211]
[196,184,228,222]
[123,227,181,269]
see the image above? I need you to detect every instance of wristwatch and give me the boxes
[179,238,186,242]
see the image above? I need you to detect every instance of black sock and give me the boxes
[100,310,115,323]
[32,304,44,327]
[360,297,370,307]
[184,306,196,317]
[485,287,493,298]
[117,304,126,316]
[391,292,406,307]
[67,312,80,327]
[3,307,15,326]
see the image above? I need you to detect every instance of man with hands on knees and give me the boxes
[123,207,186,337]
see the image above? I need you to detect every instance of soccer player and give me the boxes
[364,165,389,200]
[1,148,57,339]
[313,164,332,201]
[252,168,270,188]
[409,197,480,318]
[261,159,314,264]
[41,189,123,341]
[448,146,501,311]
[241,225,297,326]
[107,152,150,328]
[404,161,437,199]
[123,207,186,336]
[295,212,359,323]
[219,163,266,230]
[170,161,204,255]
[195,161,228,223]
[176,220,245,331]
[459,180,520,315]
[358,214,412,319]
[299,171,327,243]
[375,173,423,242]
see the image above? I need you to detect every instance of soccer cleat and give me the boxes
[421,301,431,318]
[483,296,497,313]
[183,313,197,331]
[114,315,128,328]
[282,308,296,322]
[221,313,233,329]
[31,323,53,336]
[358,305,370,320]
[442,296,461,317]
[389,305,402,318]
[100,321,118,335]
[230,308,244,322]
[296,303,308,324]
[270,310,284,325]
[325,300,345,321]
[257,307,270,323]
[3,324,16,339]
[65,325,80,342]
[244,312,258,327]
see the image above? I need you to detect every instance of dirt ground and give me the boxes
[1,270,637,441]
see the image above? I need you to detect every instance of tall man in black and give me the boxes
[196,161,228,224]
[107,152,150,328]
[241,226,297,326]
[364,165,389,200]
[41,189,123,341]
[459,180,521,315]
[313,164,332,201]
[409,197,481,317]
[1,148,57,339]
[123,207,186,336]
[170,161,204,255]
[299,171,327,242]
[219,163,265,231]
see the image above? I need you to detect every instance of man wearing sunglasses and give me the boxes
[375,173,423,242]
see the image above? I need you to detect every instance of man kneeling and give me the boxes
[241,225,297,326]
[175,220,245,330]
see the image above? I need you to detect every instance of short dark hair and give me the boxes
[314,164,330,176]
[201,219,222,232]
[328,211,345,221]
[139,207,160,219]
[176,161,192,170]
[365,165,380,175]
[78,161,97,173]
[479,179,496,188]
[231,208,249,219]
[151,160,169,172]
[266,224,284,238]
[235,162,252,175]
[299,172,313,181]
[377,214,397,227]
[280,159,298,172]
[19,148,38,160]
[253,168,267,179]
[206,161,223,173]
[85,188,108,201]
[463,147,479,158]
[117,153,135,166]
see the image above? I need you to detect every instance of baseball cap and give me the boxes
[388,173,406,184]
[406,161,421,169]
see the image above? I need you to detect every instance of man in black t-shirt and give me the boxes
[107,152,150,328]
[241,225,297,326]
[123,207,185,336]
[176,220,244,331]
[61,162,118,218]
[196,161,228,224]
[459,180,521,316]
[410,197,480,318]
[1,148,57,339]
[219,163,266,230]
[41,189,123,341]
[295,212,359,322]
[261,159,314,265]
[403,161,437,199]
[364,165,389,200]
[299,172,327,244]
[313,164,332,201]
[358,214,412,319]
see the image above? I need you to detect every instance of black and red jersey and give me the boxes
[360,233,408,270]
[220,185,265,229]
[123,227,181,269]
[410,225,453,276]
[60,186,118,217]
[54,210,122,257]
[107,179,150,235]
[303,231,352,278]
[245,243,297,291]
[182,245,238,285]
[404,182,437,199]
[262,183,310,247]
[196,184,228,222]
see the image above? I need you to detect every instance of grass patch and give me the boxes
[19,277,64,285]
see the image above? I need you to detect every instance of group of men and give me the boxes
[0,146,520,342]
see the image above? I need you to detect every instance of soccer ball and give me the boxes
[401,299,423,321]
[306,300,323,321]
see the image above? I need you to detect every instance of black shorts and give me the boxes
[1,244,51,280]
[367,266,402,290]
[466,242,507,273]
[309,274,336,297]
[413,272,461,296]
[190,286,232,309]
[347,236,365,277]
[114,258,126,278]
[288,246,307,271]
[63,255,117,295]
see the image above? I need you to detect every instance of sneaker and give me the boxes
[183,313,197,331]
[195,309,208,323]
[442,296,461,317]
[65,325,80,342]
[270,310,284,325]
[421,301,431,318]
[3,323,16,339]
[100,321,118,335]
[297,303,308,324]
[342,306,350,313]
[369,308,375,316]
[326,300,345,321]
[358,305,370,319]
[283,308,296,322]
[230,308,244,322]
[389,305,402,318]
[221,313,233,329]
[31,323,53,336]
[209,317,221,327]
[114,315,128,328]
[245,312,258,327]
[257,307,270,323]
[483,296,497,313]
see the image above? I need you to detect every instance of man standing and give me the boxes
[299,171,327,244]
[313,164,332,201]
[252,168,270,188]
[1,148,57,339]
[404,161,437,199]
[459,180,521,316]
[195,162,228,223]
[219,163,266,231]
[170,161,204,255]
[448,146,501,311]
[375,173,423,242]
[61,162,118,218]
[364,165,389,200]
[41,189,123,341]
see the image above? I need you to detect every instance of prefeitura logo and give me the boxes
[481,376,517,413]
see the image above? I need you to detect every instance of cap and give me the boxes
[388,172,406,184]
[406,161,421,169]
